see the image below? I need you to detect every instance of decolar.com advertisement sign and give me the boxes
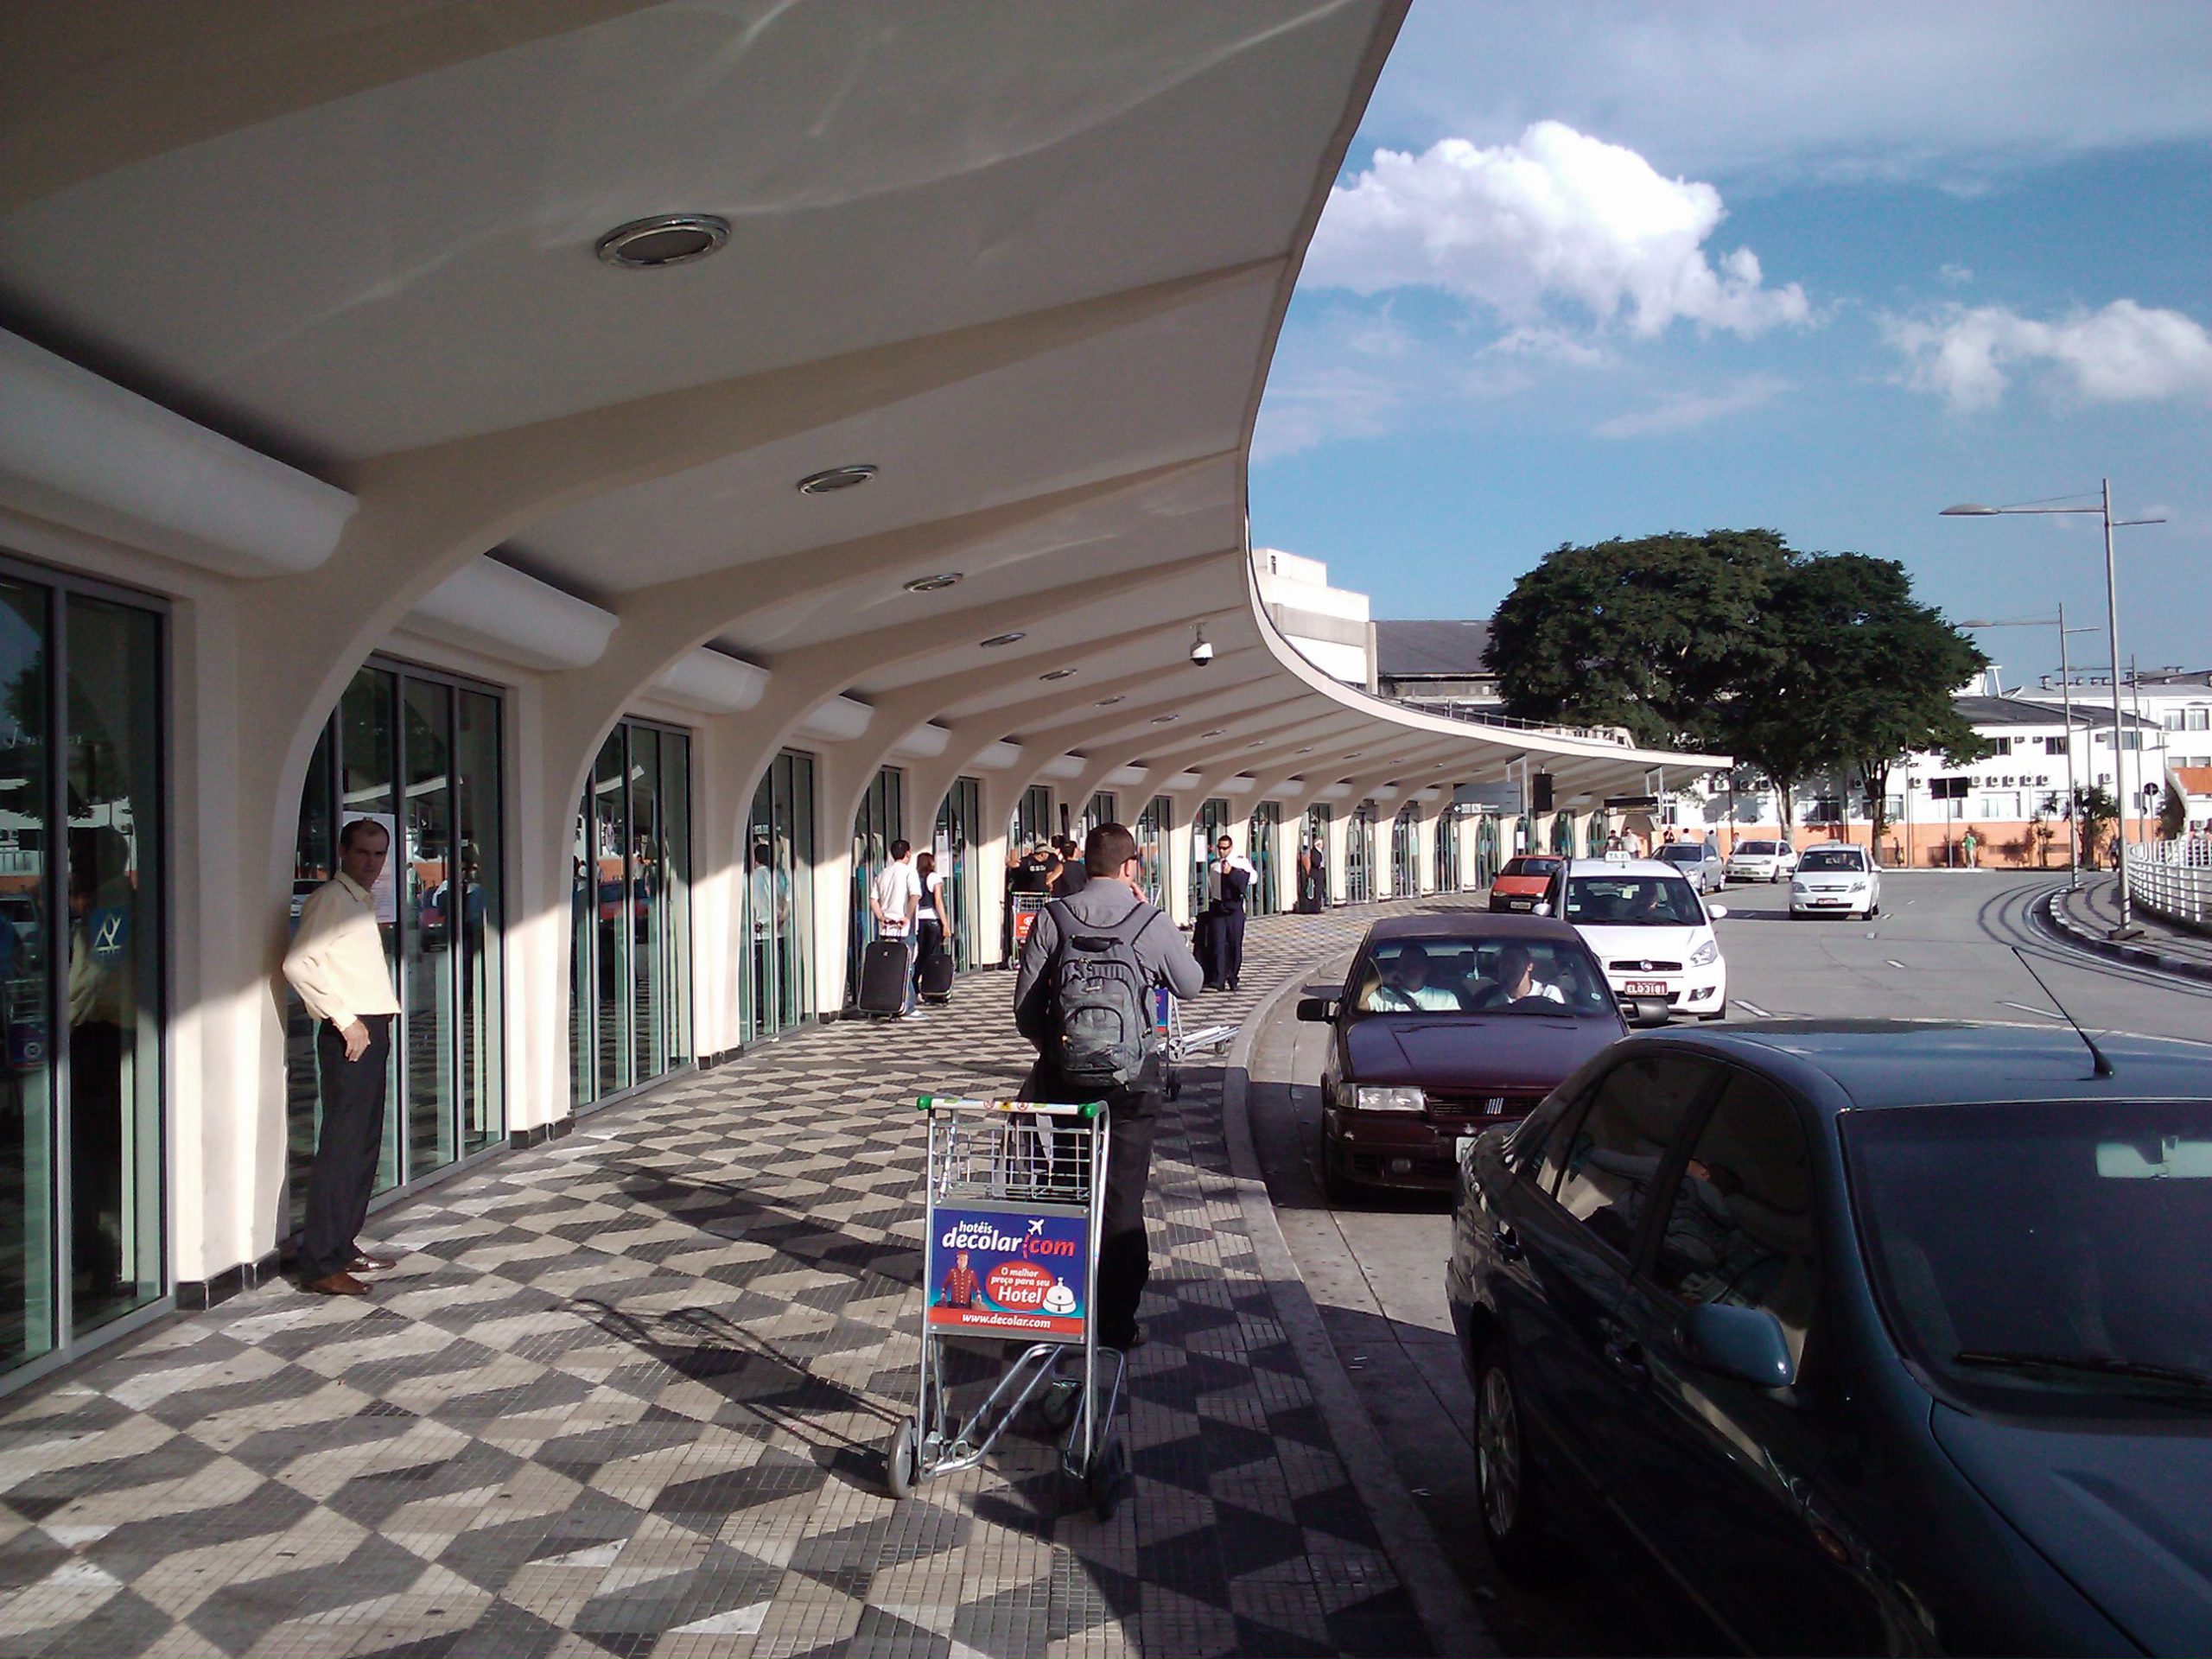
[925,1205,1089,1342]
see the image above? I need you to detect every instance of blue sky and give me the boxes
[1250,2,2212,677]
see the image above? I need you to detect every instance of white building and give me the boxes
[1254,549,1373,687]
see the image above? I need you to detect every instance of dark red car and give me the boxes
[1302,913,1625,1199]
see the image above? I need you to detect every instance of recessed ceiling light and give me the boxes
[596,213,730,269]
[903,572,961,594]
[1201,728,1226,738]
[979,631,1026,648]
[1040,669,1077,682]
[1150,715,1179,725]
[1249,741,1267,748]
[1345,752,1363,759]
[1297,747,1313,754]
[798,464,878,494]
[1094,696,1126,707]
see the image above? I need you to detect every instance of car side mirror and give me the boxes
[1681,1301,1796,1388]
[1705,903,1728,919]
[1296,996,1338,1023]
[1532,901,1552,917]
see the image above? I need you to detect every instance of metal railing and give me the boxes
[1387,698,1636,747]
[2128,837,2212,930]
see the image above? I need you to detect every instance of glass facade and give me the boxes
[1082,792,1116,839]
[1551,812,1577,855]
[1135,797,1167,907]
[742,751,817,1042]
[1192,798,1230,918]
[0,570,168,1377]
[1300,804,1332,907]
[1247,801,1281,916]
[932,779,982,971]
[1476,814,1501,888]
[1010,785,1052,858]
[1434,806,1462,893]
[845,767,904,1006]
[290,661,503,1225]
[1346,804,1376,903]
[1392,805,1421,896]
[569,719,690,1110]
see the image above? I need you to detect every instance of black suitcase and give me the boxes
[857,937,912,1016]
[917,951,955,1005]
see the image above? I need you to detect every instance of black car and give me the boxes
[1447,1021,2212,1655]
[1301,913,1624,1198]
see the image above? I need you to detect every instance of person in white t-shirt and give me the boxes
[870,839,922,1013]
[913,849,952,992]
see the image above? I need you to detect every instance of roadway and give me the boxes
[1243,870,2212,1655]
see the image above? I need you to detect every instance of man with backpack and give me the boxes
[1014,822,1205,1351]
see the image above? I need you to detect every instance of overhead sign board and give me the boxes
[1454,780,1522,814]
[1604,795,1660,810]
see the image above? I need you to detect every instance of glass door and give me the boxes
[845,767,903,1007]
[1393,805,1421,895]
[742,750,817,1042]
[1135,797,1167,908]
[1247,802,1281,915]
[1192,798,1230,918]
[933,779,981,971]
[291,660,505,1222]
[1434,807,1462,893]
[1346,804,1376,903]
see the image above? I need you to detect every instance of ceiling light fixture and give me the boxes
[1039,669,1077,682]
[902,572,961,594]
[1297,747,1313,755]
[1094,696,1126,707]
[595,213,731,269]
[979,631,1026,648]
[1150,715,1179,725]
[797,464,878,494]
[1201,728,1226,738]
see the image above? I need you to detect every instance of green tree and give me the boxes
[1484,530,1793,748]
[2073,784,2119,864]
[1724,553,1987,845]
[2159,779,2188,842]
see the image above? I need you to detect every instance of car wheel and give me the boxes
[1475,1340,1546,1574]
[1699,1003,1727,1021]
[1319,1138,1357,1208]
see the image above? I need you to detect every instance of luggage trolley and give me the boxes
[1155,986,1235,1100]
[886,1094,1132,1518]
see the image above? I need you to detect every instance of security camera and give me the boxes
[1190,629,1214,666]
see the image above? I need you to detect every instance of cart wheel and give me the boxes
[886,1420,919,1500]
[1086,1435,1130,1521]
[1039,1379,1080,1433]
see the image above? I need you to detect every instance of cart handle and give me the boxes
[915,1094,1101,1117]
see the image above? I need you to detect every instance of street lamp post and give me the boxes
[1942,479,2164,937]
[1961,611,2099,890]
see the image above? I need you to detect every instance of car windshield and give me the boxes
[1658,846,1706,865]
[1353,937,1614,1015]
[1799,849,1864,873]
[1561,874,1706,927]
[1847,1100,2212,1417]
[1735,841,1777,855]
[1498,856,1559,879]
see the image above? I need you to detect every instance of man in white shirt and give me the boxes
[282,818,404,1296]
[1370,944,1464,1013]
[1203,835,1259,991]
[870,838,922,1014]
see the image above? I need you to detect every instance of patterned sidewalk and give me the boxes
[0,902,1456,1658]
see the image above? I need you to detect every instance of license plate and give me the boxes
[1624,979,1667,995]
[1505,898,1532,910]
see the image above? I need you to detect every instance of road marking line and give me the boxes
[1737,999,1770,1017]
[1998,999,2067,1020]
[1885,959,1906,969]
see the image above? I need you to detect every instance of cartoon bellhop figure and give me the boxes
[939,1249,980,1307]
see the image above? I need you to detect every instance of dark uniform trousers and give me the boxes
[301,1014,393,1281]
[1026,1059,1160,1352]
[1205,902,1247,989]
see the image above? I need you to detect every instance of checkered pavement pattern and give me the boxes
[0,899,1467,1658]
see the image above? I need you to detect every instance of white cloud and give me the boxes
[1886,300,2212,412]
[1594,374,1790,438]
[1937,263,1974,287]
[1303,123,1808,339]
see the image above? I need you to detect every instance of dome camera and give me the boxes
[1190,628,1214,666]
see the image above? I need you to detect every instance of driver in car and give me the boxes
[1369,944,1464,1013]
[1491,945,1566,1006]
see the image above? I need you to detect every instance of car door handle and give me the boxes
[1603,1334,1647,1382]
[1491,1223,1524,1262]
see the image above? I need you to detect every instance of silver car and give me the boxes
[1655,840,1724,893]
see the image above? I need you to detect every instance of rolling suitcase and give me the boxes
[917,951,955,1005]
[858,936,912,1016]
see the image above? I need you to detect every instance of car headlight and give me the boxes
[1790,880,1809,894]
[1689,938,1720,968]
[1355,1085,1426,1113]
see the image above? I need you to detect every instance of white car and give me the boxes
[1725,838,1799,883]
[1790,844,1882,918]
[1539,858,1728,1022]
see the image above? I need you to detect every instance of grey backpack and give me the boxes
[1046,897,1155,1091]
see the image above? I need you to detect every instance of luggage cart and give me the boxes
[886,1094,1132,1519]
[1154,987,1235,1100]
[1007,893,1050,964]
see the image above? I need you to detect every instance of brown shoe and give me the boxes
[349,1253,399,1272]
[302,1271,370,1297]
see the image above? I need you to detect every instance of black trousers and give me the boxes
[913,918,945,983]
[1205,904,1246,988]
[301,1014,392,1281]
[1096,1097,1160,1351]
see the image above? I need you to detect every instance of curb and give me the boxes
[1217,967,1497,1658]
[2035,888,2212,988]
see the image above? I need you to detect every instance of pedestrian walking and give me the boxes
[913,849,951,988]
[282,817,404,1296]
[1202,834,1256,991]
[1014,823,1204,1351]
[871,838,922,1014]
[1961,827,1980,868]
